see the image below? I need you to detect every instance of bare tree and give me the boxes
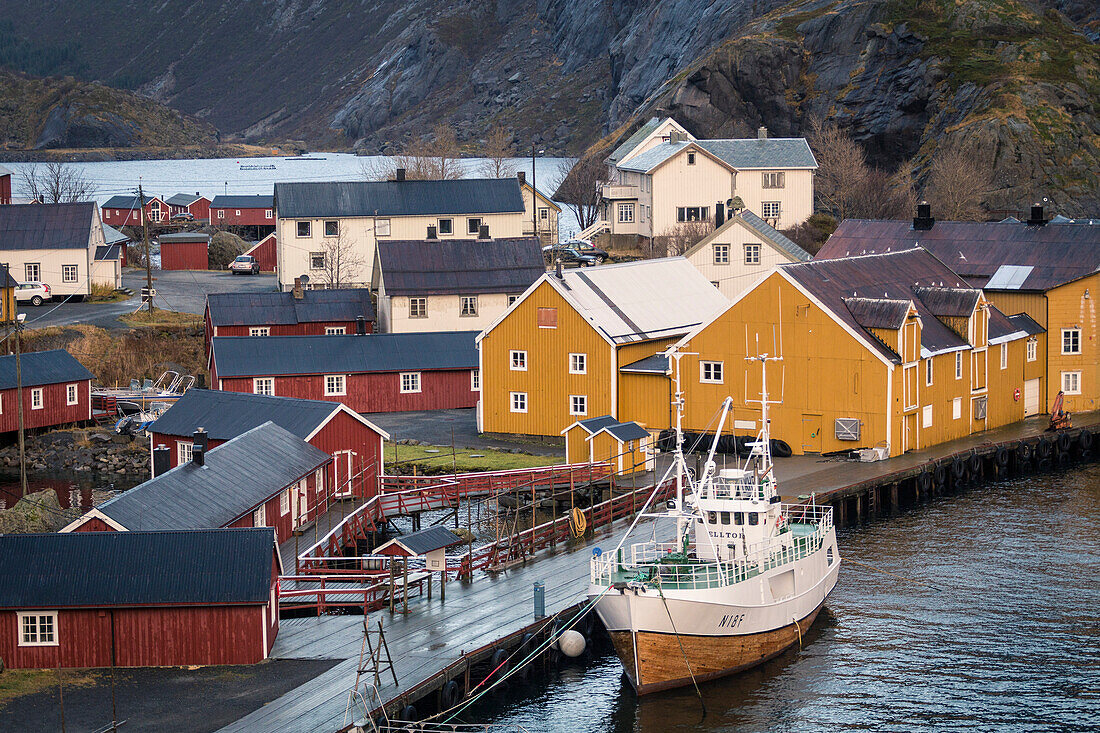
[18,162,97,203]
[552,156,608,232]
[921,144,992,221]
[807,118,916,220]
[316,230,366,288]
[479,124,516,178]
[361,123,464,181]
[649,221,713,258]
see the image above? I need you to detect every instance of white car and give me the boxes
[15,281,51,306]
[229,255,260,275]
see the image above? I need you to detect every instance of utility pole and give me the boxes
[531,144,538,242]
[13,305,27,498]
[138,183,154,312]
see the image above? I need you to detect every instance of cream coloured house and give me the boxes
[372,237,545,333]
[0,202,109,298]
[683,209,812,299]
[273,176,528,291]
[597,117,817,239]
[519,174,561,244]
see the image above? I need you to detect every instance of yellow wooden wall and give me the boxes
[985,291,1047,325]
[0,286,15,323]
[1047,273,1098,414]
[563,423,593,464]
[588,431,650,474]
[615,337,678,430]
[480,280,614,436]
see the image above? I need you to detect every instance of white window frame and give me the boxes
[467,217,482,235]
[925,358,933,387]
[761,201,781,218]
[459,295,478,317]
[1000,343,1008,370]
[903,365,918,410]
[744,243,761,265]
[249,327,270,336]
[700,361,724,384]
[471,370,480,391]
[217,209,225,220]
[235,209,241,216]
[955,351,963,380]
[1026,338,1037,362]
[400,371,422,394]
[952,397,962,420]
[1061,371,1081,395]
[25,263,40,281]
[510,350,527,371]
[712,243,730,265]
[62,264,78,283]
[569,395,587,416]
[922,405,933,429]
[177,440,193,464]
[376,218,391,236]
[438,218,453,235]
[309,251,325,269]
[253,504,266,527]
[253,377,275,396]
[569,353,586,375]
[30,387,43,410]
[617,203,635,224]
[1061,328,1081,355]
[409,297,427,319]
[510,391,528,413]
[325,374,347,396]
[508,294,519,306]
[324,326,346,335]
[297,221,312,238]
[762,172,786,189]
[18,611,58,647]
[265,209,273,219]
[280,488,290,516]
[323,220,339,237]
[66,383,78,405]
[686,151,696,165]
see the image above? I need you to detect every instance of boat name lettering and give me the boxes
[718,613,745,629]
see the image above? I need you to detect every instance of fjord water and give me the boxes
[470,463,1100,732]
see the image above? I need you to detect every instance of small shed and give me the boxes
[561,415,619,465]
[374,527,463,572]
[244,233,278,272]
[159,232,210,270]
[588,421,654,474]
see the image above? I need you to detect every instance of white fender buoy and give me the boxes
[557,629,587,658]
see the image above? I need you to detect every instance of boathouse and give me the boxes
[148,389,388,499]
[0,349,93,434]
[158,232,210,270]
[210,195,274,227]
[101,194,167,226]
[242,232,277,272]
[165,193,211,221]
[0,528,280,669]
[209,331,480,413]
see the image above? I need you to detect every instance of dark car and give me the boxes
[542,239,608,265]
[547,246,600,267]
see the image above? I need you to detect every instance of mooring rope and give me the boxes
[792,615,802,651]
[655,579,707,721]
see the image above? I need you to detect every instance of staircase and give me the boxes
[576,219,609,241]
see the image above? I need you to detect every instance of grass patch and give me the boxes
[385,443,558,475]
[119,309,203,327]
[0,668,99,705]
[776,1,838,41]
[88,282,129,303]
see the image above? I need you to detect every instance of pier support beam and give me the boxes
[889,483,899,515]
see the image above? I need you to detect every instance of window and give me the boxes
[66,384,78,406]
[467,217,482,234]
[460,296,478,317]
[325,374,346,396]
[761,201,781,219]
[400,372,422,393]
[508,294,520,306]
[297,221,311,237]
[744,244,761,265]
[952,397,962,420]
[713,243,730,265]
[235,209,241,216]
[1000,343,1008,370]
[617,203,635,224]
[720,511,730,525]
[310,251,325,270]
[25,263,40,281]
[510,350,527,371]
[955,351,963,380]
[104,209,110,219]
[539,208,549,221]
[700,361,724,384]
[510,392,528,413]
[687,151,696,165]
[903,365,918,410]
[324,220,339,237]
[265,209,273,219]
[253,377,274,396]
[1061,328,1081,354]
[324,326,346,335]
[253,504,266,527]
[250,327,270,336]
[1062,371,1081,395]
[471,370,480,391]
[438,218,453,235]
[747,512,760,526]
[280,488,290,516]
[62,265,77,283]
[537,307,557,328]
[18,612,57,646]
[922,405,933,428]
[570,395,587,415]
[762,172,785,189]
[217,209,225,219]
[569,353,587,374]
[30,388,43,410]
[925,359,934,386]
[676,206,709,222]
[178,440,193,464]
[1027,339,1037,362]
[409,297,427,318]
[376,218,391,236]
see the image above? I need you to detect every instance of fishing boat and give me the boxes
[588,350,840,694]
[92,370,195,415]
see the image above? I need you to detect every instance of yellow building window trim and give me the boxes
[510,350,527,371]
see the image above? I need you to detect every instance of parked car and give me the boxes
[548,246,601,267]
[170,212,194,222]
[15,281,51,306]
[543,239,608,264]
[228,254,260,275]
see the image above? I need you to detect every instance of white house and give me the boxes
[0,202,108,297]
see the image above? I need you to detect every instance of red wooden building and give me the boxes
[0,350,93,434]
[0,528,280,669]
[210,331,480,414]
[147,389,388,499]
[210,195,274,226]
[165,193,211,222]
[63,421,330,545]
[204,285,375,354]
[0,164,11,205]
[243,232,277,272]
[101,194,168,226]
[159,232,210,270]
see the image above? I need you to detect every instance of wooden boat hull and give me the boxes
[608,603,823,695]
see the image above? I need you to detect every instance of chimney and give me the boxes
[715,201,725,227]
[554,258,563,279]
[1027,204,1046,226]
[193,427,208,451]
[427,225,438,240]
[152,444,170,478]
[478,224,490,240]
[669,130,686,144]
[293,277,304,300]
[757,126,768,140]
[196,373,206,389]
[516,171,526,185]
[356,315,366,335]
[913,202,935,231]
[395,168,406,182]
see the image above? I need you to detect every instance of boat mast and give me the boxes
[669,349,687,512]
[745,354,782,488]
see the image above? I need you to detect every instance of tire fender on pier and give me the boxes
[1037,437,1053,459]
[1079,429,1093,452]
[440,679,461,709]
[951,458,966,481]
[1057,431,1072,453]
[1017,442,1033,463]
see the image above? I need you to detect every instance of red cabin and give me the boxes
[101,194,168,226]
[210,195,274,226]
[243,232,277,272]
[158,232,210,270]
[0,528,281,669]
[0,164,11,205]
[165,193,211,222]
[0,350,93,434]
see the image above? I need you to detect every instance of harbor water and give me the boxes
[467,463,1100,731]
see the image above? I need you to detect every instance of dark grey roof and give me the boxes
[739,210,811,261]
[0,264,17,289]
[0,528,275,608]
[375,526,463,555]
[206,289,375,326]
[165,193,204,206]
[101,422,328,532]
[619,353,671,375]
[103,195,161,209]
[95,244,122,261]
[574,415,619,433]
[101,223,130,245]
[0,202,95,250]
[843,297,911,330]
[912,286,980,318]
[376,238,544,296]
[607,117,663,164]
[210,195,273,209]
[698,138,817,170]
[274,179,525,219]
[212,331,479,378]
[0,349,93,390]
[150,389,353,441]
[598,422,650,442]
[1005,312,1045,336]
[158,232,210,243]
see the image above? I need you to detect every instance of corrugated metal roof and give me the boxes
[274,179,524,219]
[0,202,95,251]
[1005,312,1045,336]
[210,195,273,208]
[608,117,663,164]
[206,288,375,326]
[165,193,203,206]
[552,258,728,344]
[0,528,274,608]
[212,331,479,378]
[376,238,544,296]
[817,219,1100,291]
[375,526,463,555]
[150,389,346,440]
[0,349,93,390]
[94,244,122,261]
[619,353,670,374]
[102,422,328,532]
[101,223,130,245]
[594,421,650,442]
[911,286,979,317]
[985,264,1035,290]
[158,232,210,243]
[843,297,912,329]
[102,195,162,209]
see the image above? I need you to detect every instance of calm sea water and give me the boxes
[466,463,1100,732]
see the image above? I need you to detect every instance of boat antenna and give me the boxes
[744,353,782,489]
